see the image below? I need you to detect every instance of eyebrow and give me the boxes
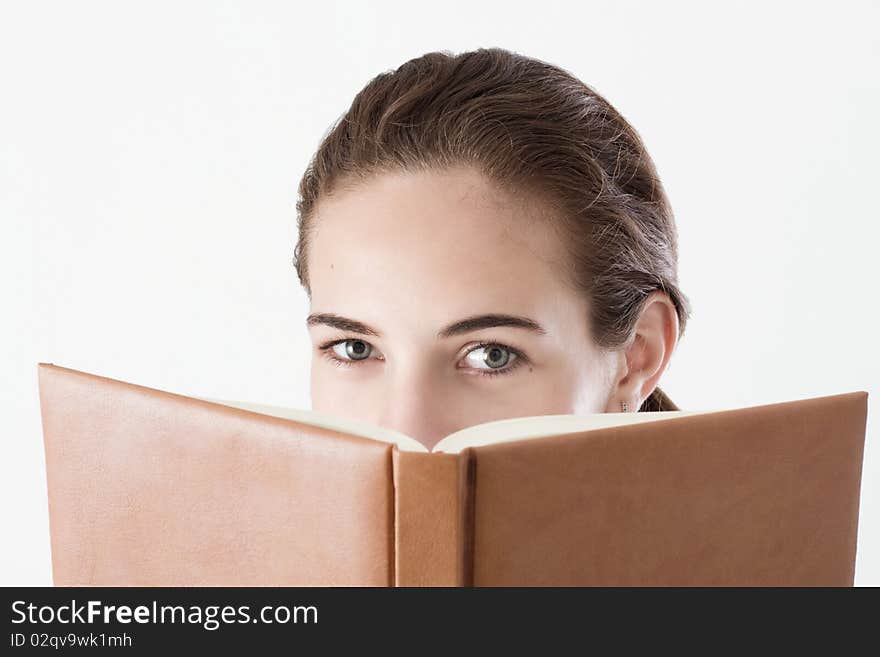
[306,312,548,339]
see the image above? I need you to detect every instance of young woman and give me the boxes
[293,47,691,450]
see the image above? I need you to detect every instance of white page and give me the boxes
[198,397,718,455]
[430,409,717,453]
[196,397,429,452]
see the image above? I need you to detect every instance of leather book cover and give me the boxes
[464,390,868,585]
[37,362,397,586]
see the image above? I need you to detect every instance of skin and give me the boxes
[306,165,679,450]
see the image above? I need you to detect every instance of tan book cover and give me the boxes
[37,362,869,586]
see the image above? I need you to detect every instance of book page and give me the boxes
[195,397,429,453]
[431,409,717,454]
[197,397,718,455]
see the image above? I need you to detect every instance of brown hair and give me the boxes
[293,47,692,412]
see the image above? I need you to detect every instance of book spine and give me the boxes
[392,448,474,586]
[458,447,476,587]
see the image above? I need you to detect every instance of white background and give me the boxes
[2,0,878,585]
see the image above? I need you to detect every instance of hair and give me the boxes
[293,47,692,412]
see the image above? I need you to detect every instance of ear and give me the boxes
[604,291,680,412]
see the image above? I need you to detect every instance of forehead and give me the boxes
[308,166,575,325]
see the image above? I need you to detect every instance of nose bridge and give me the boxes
[378,359,443,447]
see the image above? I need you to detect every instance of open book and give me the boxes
[37,362,869,586]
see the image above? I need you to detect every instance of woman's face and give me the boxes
[306,165,619,450]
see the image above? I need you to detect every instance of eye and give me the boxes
[318,338,528,379]
[461,342,525,378]
[332,339,372,361]
[318,338,382,368]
